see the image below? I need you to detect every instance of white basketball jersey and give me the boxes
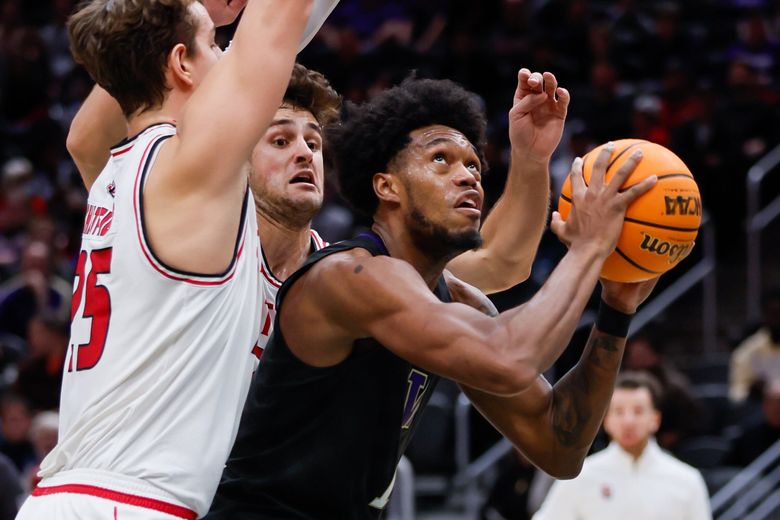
[40,123,262,516]
[252,229,327,360]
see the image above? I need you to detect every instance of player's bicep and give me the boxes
[318,257,527,394]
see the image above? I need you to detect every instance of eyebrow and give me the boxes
[268,118,322,134]
[423,137,479,155]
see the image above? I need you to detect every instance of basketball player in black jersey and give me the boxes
[207,78,660,519]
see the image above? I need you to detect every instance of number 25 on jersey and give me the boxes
[68,247,113,371]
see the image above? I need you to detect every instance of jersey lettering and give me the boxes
[401,369,429,429]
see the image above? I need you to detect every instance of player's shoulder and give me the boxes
[309,248,412,283]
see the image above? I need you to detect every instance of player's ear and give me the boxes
[167,43,196,89]
[373,172,402,205]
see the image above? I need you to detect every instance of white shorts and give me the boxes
[16,484,197,520]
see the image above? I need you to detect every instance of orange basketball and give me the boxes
[557,139,701,283]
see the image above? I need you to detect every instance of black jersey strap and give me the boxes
[356,230,389,256]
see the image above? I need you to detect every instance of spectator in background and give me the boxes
[0,394,34,473]
[631,94,669,147]
[0,158,36,253]
[0,451,22,520]
[12,312,67,411]
[23,410,58,492]
[727,378,780,467]
[730,288,780,402]
[623,331,704,450]
[569,59,633,144]
[0,239,70,339]
[533,372,711,520]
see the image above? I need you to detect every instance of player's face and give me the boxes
[394,125,484,256]
[187,2,222,86]
[603,388,661,454]
[249,106,324,227]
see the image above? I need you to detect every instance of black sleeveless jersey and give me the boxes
[206,232,451,520]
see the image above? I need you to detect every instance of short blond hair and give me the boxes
[68,0,199,117]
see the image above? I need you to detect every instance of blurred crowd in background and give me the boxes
[1,0,780,518]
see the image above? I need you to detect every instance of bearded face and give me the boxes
[249,106,325,229]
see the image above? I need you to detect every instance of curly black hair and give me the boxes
[326,77,488,217]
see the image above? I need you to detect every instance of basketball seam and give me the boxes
[623,217,699,232]
[614,247,663,274]
[583,141,647,188]
[619,173,694,192]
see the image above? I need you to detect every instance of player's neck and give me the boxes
[258,213,312,283]
[371,220,451,290]
[126,94,185,136]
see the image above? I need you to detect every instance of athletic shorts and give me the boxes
[17,483,197,520]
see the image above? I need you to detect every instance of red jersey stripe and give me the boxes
[32,483,197,520]
[132,134,245,286]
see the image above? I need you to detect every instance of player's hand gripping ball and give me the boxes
[558,139,701,282]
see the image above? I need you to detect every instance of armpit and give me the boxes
[443,270,498,317]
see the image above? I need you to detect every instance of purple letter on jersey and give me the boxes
[401,369,429,429]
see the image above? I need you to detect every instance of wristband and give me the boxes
[595,301,633,337]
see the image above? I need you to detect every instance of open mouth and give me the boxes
[455,191,483,212]
[289,170,316,186]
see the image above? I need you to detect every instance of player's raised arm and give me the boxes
[460,277,659,479]
[446,69,569,294]
[66,85,127,191]
[283,147,656,396]
[158,0,315,194]
[66,1,249,191]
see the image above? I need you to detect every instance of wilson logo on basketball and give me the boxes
[640,233,691,264]
[664,195,701,216]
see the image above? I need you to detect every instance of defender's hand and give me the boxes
[600,276,661,314]
[202,0,247,27]
[550,144,656,257]
[508,69,569,165]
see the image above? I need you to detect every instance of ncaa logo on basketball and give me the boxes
[664,195,701,216]
[640,233,691,264]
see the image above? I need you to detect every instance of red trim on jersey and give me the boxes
[260,262,282,288]
[110,124,175,157]
[132,135,246,286]
[251,345,263,359]
[110,145,133,157]
[259,229,326,289]
[310,229,328,250]
[32,484,197,520]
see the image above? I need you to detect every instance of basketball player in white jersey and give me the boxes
[16,1,339,518]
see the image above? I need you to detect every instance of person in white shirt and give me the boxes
[729,288,780,402]
[533,371,712,520]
